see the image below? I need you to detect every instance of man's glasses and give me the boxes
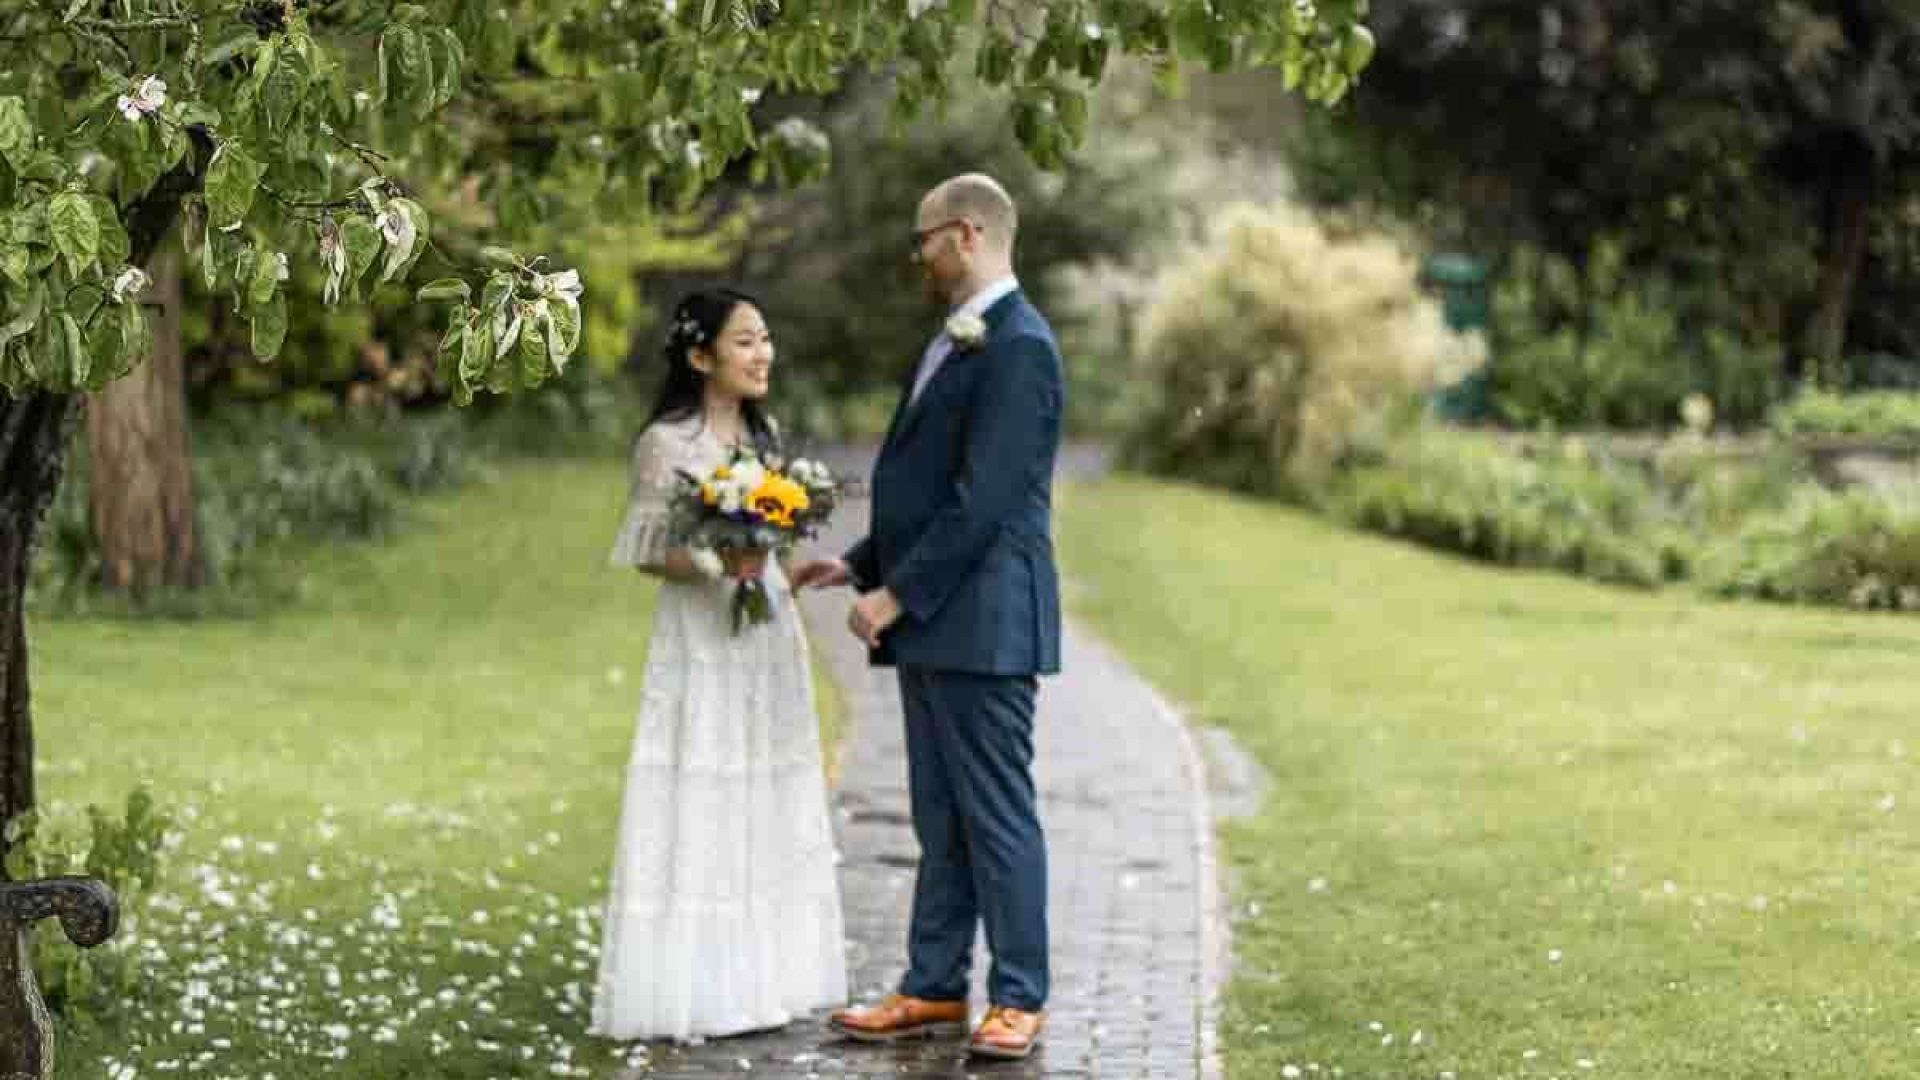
[910,218,982,260]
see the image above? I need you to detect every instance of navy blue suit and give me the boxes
[843,289,1062,1010]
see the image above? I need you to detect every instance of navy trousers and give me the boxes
[895,667,1049,1011]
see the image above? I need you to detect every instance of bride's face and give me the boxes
[693,303,774,401]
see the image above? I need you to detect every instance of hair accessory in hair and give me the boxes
[671,308,706,348]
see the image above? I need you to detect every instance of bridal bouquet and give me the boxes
[669,446,839,635]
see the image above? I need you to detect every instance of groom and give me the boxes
[793,173,1064,1061]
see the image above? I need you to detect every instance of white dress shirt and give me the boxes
[907,276,1020,406]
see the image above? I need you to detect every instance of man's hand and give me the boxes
[849,588,903,648]
[791,558,854,591]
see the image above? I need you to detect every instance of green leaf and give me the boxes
[87,196,129,265]
[416,278,471,303]
[462,309,496,391]
[104,115,163,203]
[204,143,263,229]
[485,321,515,393]
[202,26,259,65]
[1171,0,1215,65]
[431,28,466,108]
[0,245,28,286]
[202,215,219,289]
[516,306,551,388]
[1340,24,1376,76]
[229,72,260,132]
[1078,37,1111,81]
[48,192,100,277]
[631,46,665,104]
[87,310,122,389]
[439,308,473,406]
[19,149,66,186]
[0,347,27,395]
[480,272,515,318]
[59,312,86,390]
[2,203,42,247]
[249,246,283,309]
[159,111,190,167]
[0,282,45,357]
[549,299,581,361]
[285,159,332,202]
[248,36,282,116]
[975,35,1015,85]
[232,245,257,312]
[381,24,435,118]
[479,246,520,270]
[1055,86,1089,145]
[1024,37,1055,82]
[250,292,288,359]
[175,101,223,130]
[379,26,407,107]
[1011,98,1040,150]
[0,98,32,171]
[1152,56,1185,97]
[342,217,383,298]
[379,198,429,283]
[262,40,311,132]
[116,297,150,378]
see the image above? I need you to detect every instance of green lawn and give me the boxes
[32,458,844,1079]
[1058,475,1920,1080]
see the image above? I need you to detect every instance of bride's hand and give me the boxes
[791,558,853,590]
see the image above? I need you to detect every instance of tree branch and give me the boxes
[324,125,392,170]
[126,126,217,268]
[72,15,197,32]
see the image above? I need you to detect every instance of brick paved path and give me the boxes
[620,446,1229,1079]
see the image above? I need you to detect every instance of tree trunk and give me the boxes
[1801,141,1876,381]
[83,249,201,596]
[0,394,76,846]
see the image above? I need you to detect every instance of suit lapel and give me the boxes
[885,290,1025,451]
[878,347,923,450]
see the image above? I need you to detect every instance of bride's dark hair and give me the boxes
[643,287,779,455]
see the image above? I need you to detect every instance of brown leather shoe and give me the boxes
[968,1004,1046,1060]
[828,994,969,1043]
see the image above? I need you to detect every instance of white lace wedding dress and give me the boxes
[590,413,848,1042]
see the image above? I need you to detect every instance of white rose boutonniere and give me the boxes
[946,311,988,351]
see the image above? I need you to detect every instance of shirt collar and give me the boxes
[953,276,1020,320]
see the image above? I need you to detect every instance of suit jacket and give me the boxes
[844,289,1064,676]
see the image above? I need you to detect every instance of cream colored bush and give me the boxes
[1125,203,1484,492]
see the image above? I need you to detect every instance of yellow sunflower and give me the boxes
[748,475,811,528]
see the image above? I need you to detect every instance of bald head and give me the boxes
[925,173,1018,255]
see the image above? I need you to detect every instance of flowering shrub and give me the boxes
[1124,203,1484,493]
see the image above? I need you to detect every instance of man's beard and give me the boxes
[920,265,948,305]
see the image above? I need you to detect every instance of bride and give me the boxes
[591,287,847,1042]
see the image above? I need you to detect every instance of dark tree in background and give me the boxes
[1289,0,1920,377]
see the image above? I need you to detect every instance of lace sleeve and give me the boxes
[607,425,684,568]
